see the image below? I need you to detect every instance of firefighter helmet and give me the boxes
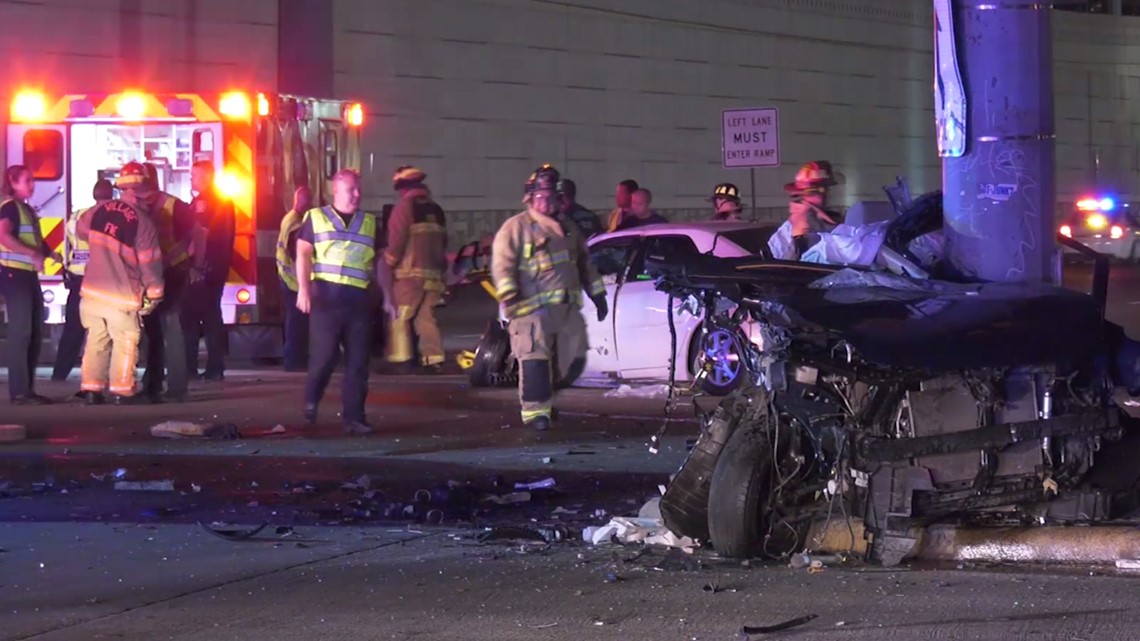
[393,165,426,190]
[116,162,150,189]
[709,182,741,204]
[784,161,837,194]
[524,164,561,196]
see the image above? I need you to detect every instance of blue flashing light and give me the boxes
[1100,197,1116,211]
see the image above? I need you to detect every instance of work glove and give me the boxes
[140,296,162,317]
[188,266,206,285]
[63,271,75,290]
[499,293,520,318]
[591,295,608,322]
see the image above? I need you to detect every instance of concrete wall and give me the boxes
[330,0,1140,240]
[4,0,1140,246]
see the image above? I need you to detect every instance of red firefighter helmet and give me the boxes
[116,161,150,189]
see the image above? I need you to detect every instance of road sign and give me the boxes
[722,108,780,168]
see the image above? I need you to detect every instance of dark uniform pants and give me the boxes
[52,274,85,381]
[507,303,587,424]
[306,302,372,423]
[0,268,44,400]
[182,281,226,378]
[280,281,309,371]
[143,269,189,399]
[387,278,444,366]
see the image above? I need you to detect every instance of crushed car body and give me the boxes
[650,236,1140,566]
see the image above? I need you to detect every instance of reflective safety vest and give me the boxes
[153,193,189,268]
[276,209,302,292]
[66,207,93,276]
[0,198,43,272]
[308,206,377,290]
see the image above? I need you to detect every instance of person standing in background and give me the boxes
[52,179,114,382]
[605,179,639,232]
[276,186,312,372]
[557,179,601,238]
[0,165,60,405]
[182,161,234,381]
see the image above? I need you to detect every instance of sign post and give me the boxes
[722,107,780,212]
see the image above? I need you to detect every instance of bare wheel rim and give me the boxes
[702,328,742,388]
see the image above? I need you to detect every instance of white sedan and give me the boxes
[579,221,775,393]
[463,221,775,394]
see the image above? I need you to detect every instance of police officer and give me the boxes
[709,183,744,222]
[0,164,60,405]
[276,186,312,372]
[182,160,234,381]
[76,163,165,405]
[294,169,380,435]
[140,163,201,402]
[491,164,607,431]
[379,166,447,374]
[52,179,113,381]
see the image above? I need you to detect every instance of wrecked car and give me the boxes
[651,228,1139,566]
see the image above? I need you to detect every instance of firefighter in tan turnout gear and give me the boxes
[76,162,165,405]
[380,166,448,373]
[491,164,607,431]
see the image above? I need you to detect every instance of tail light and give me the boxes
[1111,225,1124,239]
[11,90,47,122]
[1087,213,1108,230]
[236,288,252,304]
[1059,225,1072,238]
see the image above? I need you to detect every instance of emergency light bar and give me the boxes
[1077,197,1115,212]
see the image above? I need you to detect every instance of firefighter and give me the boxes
[76,163,165,405]
[710,183,744,222]
[0,164,60,405]
[783,161,842,259]
[52,179,114,382]
[276,186,312,372]
[294,169,380,435]
[139,162,202,402]
[490,164,607,431]
[379,165,448,374]
[182,160,234,381]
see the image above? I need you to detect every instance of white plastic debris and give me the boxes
[114,480,175,492]
[604,384,672,399]
[150,421,211,438]
[588,516,696,549]
[1115,559,1140,570]
[638,497,663,520]
[514,478,556,491]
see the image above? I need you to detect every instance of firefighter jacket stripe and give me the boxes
[153,193,189,268]
[0,199,44,271]
[308,206,377,290]
[490,211,603,320]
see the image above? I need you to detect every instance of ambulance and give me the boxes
[4,88,364,358]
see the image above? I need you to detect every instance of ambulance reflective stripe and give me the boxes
[66,208,93,276]
[308,207,376,290]
[0,199,42,271]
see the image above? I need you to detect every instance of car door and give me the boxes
[614,235,704,378]
[583,236,641,377]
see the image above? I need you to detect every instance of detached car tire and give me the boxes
[660,392,750,541]
[467,321,517,388]
[707,426,774,559]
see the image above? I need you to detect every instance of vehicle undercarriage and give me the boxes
[652,242,1140,566]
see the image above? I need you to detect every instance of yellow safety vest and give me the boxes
[276,209,302,292]
[66,207,92,276]
[308,206,376,290]
[154,193,189,268]
[0,198,43,272]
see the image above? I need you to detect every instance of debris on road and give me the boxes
[740,614,818,636]
[114,480,175,492]
[586,516,696,548]
[514,478,556,491]
[604,384,672,398]
[198,521,269,541]
[150,421,241,440]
